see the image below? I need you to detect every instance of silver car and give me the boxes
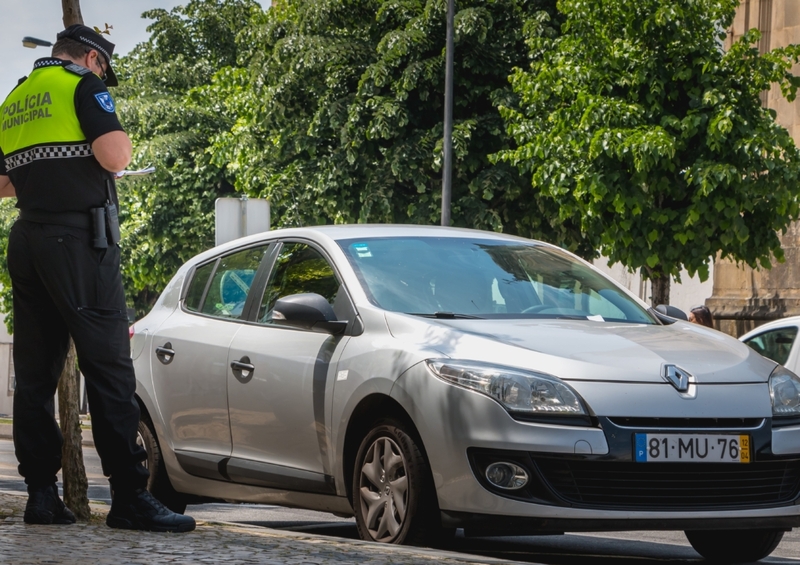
[131,225,800,562]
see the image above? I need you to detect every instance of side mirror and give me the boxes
[272,293,348,335]
[655,304,688,322]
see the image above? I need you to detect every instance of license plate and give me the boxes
[634,434,750,463]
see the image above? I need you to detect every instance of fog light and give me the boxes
[485,462,529,490]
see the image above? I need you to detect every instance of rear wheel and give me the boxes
[137,416,188,514]
[685,529,784,563]
[352,421,439,545]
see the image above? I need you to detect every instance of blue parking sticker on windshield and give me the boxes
[352,243,372,258]
[94,92,116,113]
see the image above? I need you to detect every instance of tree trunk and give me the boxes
[58,339,90,521]
[61,0,83,27]
[650,273,671,307]
[53,0,90,522]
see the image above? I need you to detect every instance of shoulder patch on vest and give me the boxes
[64,63,92,76]
[94,92,116,113]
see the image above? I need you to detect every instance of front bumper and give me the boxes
[468,417,800,512]
[391,367,800,530]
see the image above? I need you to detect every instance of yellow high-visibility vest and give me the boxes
[1,61,89,169]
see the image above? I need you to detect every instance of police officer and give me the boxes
[0,25,194,532]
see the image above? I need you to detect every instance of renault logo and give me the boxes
[663,364,691,393]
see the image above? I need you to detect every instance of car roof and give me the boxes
[738,315,800,341]
[197,224,552,262]
[267,224,532,242]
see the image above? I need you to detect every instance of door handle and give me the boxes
[155,342,175,365]
[231,356,255,383]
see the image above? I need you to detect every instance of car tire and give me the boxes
[137,416,188,515]
[684,529,784,563]
[352,421,439,545]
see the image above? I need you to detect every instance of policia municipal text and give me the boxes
[0,25,195,532]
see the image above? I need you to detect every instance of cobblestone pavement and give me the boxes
[0,492,520,565]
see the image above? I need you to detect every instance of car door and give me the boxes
[225,240,354,493]
[150,244,273,472]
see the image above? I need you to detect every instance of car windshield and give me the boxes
[338,237,656,323]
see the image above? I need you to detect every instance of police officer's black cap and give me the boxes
[57,24,118,86]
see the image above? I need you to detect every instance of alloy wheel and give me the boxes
[358,436,409,542]
[135,428,150,471]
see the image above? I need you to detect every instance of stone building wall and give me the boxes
[710,0,800,336]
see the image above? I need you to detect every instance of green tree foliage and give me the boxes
[496,0,800,304]
[0,200,16,333]
[209,0,560,234]
[114,0,262,314]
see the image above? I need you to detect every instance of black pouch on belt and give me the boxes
[91,207,108,249]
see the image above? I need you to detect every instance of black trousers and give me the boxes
[8,219,148,491]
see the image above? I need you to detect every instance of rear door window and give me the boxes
[183,245,271,320]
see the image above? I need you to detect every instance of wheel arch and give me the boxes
[135,393,153,424]
[133,392,196,512]
[134,392,164,443]
[342,394,427,505]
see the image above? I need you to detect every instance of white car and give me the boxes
[131,225,800,562]
[740,317,800,375]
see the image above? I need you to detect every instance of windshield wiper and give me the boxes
[407,312,484,319]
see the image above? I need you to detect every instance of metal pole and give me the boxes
[241,194,249,238]
[441,0,454,226]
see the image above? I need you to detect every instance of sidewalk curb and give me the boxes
[0,423,94,447]
[0,490,530,565]
[205,519,530,565]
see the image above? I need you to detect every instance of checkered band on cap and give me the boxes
[5,143,94,171]
[78,35,111,63]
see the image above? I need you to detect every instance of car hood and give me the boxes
[384,313,776,384]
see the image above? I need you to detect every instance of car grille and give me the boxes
[533,459,800,509]
[606,417,764,429]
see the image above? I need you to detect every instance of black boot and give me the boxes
[106,488,195,532]
[23,484,77,525]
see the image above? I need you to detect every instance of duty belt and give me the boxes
[19,209,92,230]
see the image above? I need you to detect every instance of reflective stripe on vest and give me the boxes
[0,62,91,171]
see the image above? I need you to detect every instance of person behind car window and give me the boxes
[689,305,714,328]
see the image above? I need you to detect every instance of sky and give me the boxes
[1,0,271,99]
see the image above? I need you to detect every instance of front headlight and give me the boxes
[770,365,800,416]
[425,359,588,416]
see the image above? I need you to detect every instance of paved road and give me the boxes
[1,439,799,564]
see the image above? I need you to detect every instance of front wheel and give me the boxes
[685,529,784,563]
[352,421,439,545]
[137,416,188,514]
